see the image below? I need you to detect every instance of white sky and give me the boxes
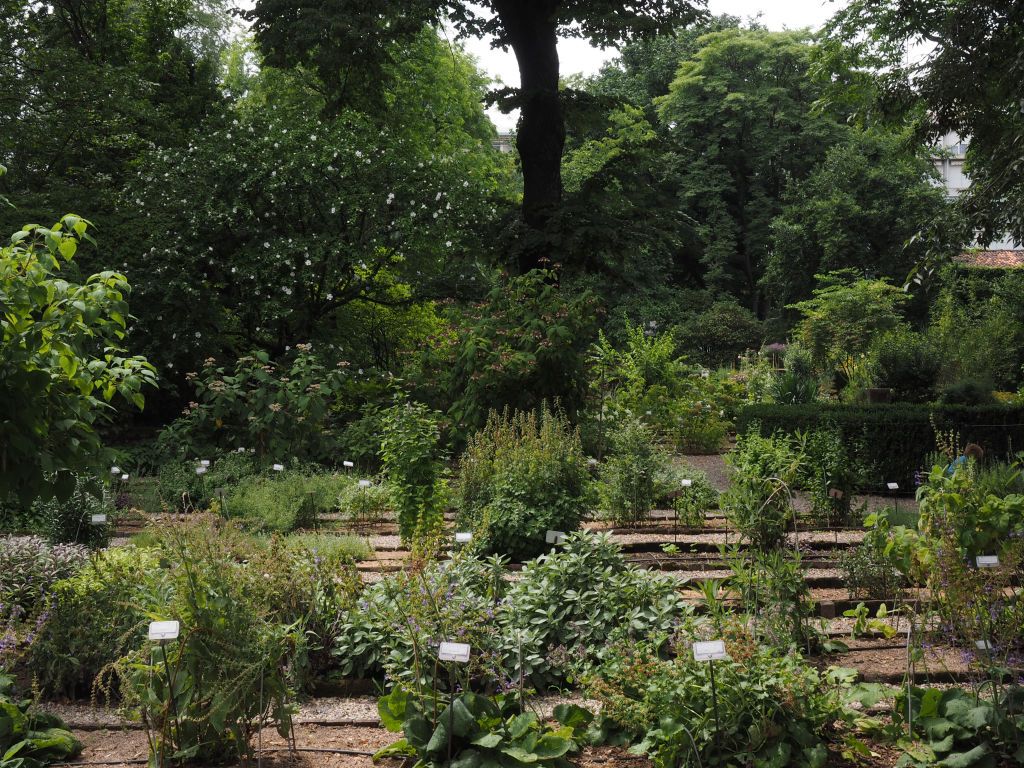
[460,0,849,130]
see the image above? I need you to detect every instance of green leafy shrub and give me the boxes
[870,329,940,403]
[938,378,995,405]
[655,464,719,528]
[410,270,599,436]
[28,546,160,698]
[226,470,348,532]
[587,638,855,768]
[891,686,1024,768]
[0,213,156,506]
[455,407,591,561]
[724,546,819,651]
[375,687,589,768]
[504,532,695,688]
[795,425,869,525]
[33,478,115,548]
[768,345,818,404]
[380,401,445,544]
[116,527,300,766]
[598,419,665,525]
[735,403,1024,488]
[0,677,82,768]
[0,536,87,617]
[161,345,363,463]
[331,552,506,686]
[837,523,907,600]
[332,533,695,690]
[336,479,393,530]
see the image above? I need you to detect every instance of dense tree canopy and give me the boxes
[243,0,708,272]
[821,0,1024,247]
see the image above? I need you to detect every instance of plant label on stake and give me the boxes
[110,466,121,475]
[195,466,207,475]
[976,555,999,568]
[272,463,285,472]
[121,473,129,481]
[90,513,107,525]
[975,639,992,651]
[148,621,180,641]
[455,532,472,544]
[359,479,372,488]
[200,459,211,467]
[692,640,728,661]
[680,479,693,487]
[438,642,471,663]
[343,460,354,468]
[887,482,899,491]
[545,530,567,545]
[693,640,727,750]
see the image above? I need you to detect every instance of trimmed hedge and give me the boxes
[736,403,1024,489]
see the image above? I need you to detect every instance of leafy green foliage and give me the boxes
[381,402,445,545]
[587,639,856,768]
[870,329,941,403]
[656,28,845,311]
[789,270,909,371]
[0,677,82,768]
[598,419,666,525]
[454,408,591,561]
[891,686,1024,768]
[736,402,1024,488]
[0,537,87,617]
[162,347,367,463]
[413,271,600,434]
[1,216,156,505]
[375,686,587,768]
[763,129,957,311]
[332,533,694,690]
[27,546,160,698]
[225,470,351,533]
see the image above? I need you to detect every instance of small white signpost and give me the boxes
[455,532,472,544]
[343,460,354,468]
[148,621,180,642]
[692,640,728,661]
[272,463,285,472]
[438,642,471,663]
[359,479,372,488]
[976,555,999,568]
[545,530,567,545]
[90,514,107,525]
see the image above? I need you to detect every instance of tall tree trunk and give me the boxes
[495,1,563,274]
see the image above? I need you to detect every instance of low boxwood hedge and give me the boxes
[735,403,1024,489]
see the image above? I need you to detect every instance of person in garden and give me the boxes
[946,443,984,475]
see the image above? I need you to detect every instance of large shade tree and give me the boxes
[821,0,1024,249]
[243,0,708,272]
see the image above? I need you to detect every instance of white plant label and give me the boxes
[887,482,900,491]
[438,642,471,663]
[976,555,999,568]
[975,639,992,651]
[148,620,180,641]
[343,460,354,468]
[90,514,107,525]
[273,463,285,472]
[455,532,472,543]
[359,479,372,488]
[680,479,693,488]
[200,459,211,467]
[195,466,208,475]
[545,530,567,544]
[692,640,728,662]
[110,466,121,475]
[237,447,247,453]
[121,473,129,481]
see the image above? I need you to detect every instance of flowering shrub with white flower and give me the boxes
[120,62,510,385]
